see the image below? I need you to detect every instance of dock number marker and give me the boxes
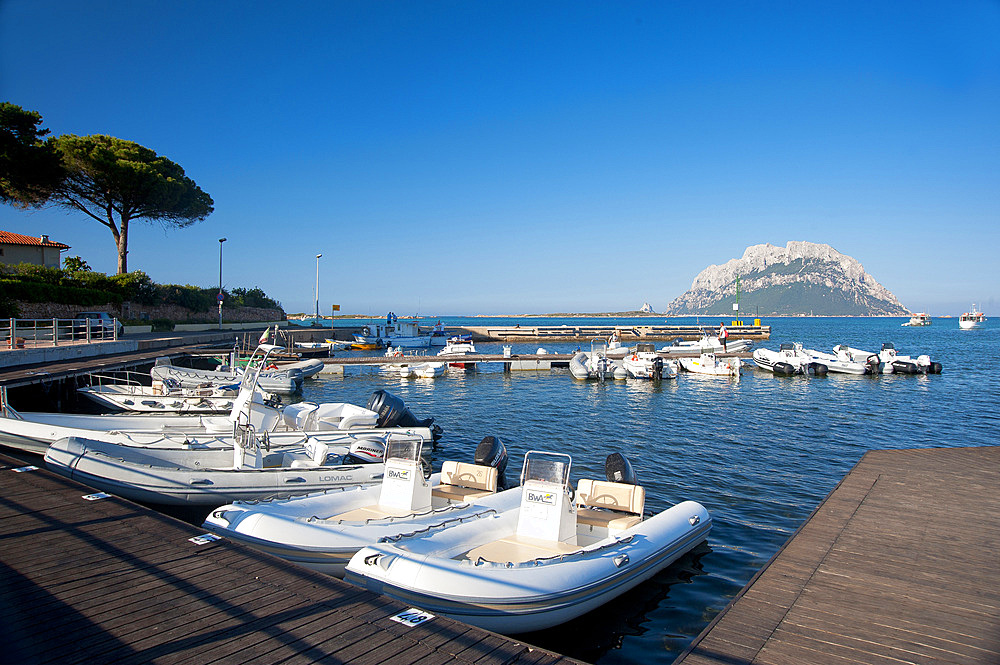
[389,608,435,627]
[12,465,39,473]
[82,492,112,501]
[189,533,222,545]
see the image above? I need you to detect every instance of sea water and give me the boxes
[299,316,995,663]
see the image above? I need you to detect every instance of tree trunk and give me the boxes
[117,215,129,274]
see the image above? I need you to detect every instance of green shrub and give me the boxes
[149,318,174,331]
[230,286,280,310]
[0,278,121,306]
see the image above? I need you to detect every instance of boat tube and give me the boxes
[345,451,711,634]
[44,433,396,505]
[203,436,518,576]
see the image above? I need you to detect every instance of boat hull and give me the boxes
[43,436,385,506]
[345,500,711,634]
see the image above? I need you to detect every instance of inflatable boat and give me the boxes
[204,436,519,576]
[752,343,828,376]
[839,343,942,375]
[345,451,711,634]
[569,339,628,380]
[43,432,397,505]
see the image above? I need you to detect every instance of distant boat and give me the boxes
[959,305,986,330]
[901,313,931,327]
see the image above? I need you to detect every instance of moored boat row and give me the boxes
[753,342,942,376]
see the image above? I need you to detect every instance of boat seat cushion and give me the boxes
[463,534,581,564]
[575,479,644,530]
[329,504,412,522]
[432,462,497,502]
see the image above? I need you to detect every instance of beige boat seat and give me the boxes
[432,461,498,502]
[463,534,581,564]
[575,479,645,531]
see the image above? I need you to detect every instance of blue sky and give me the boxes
[2,1,998,315]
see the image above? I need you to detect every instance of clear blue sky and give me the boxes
[2,1,998,316]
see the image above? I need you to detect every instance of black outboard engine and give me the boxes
[366,390,443,441]
[605,452,640,485]
[808,362,829,376]
[474,435,511,490]
[773,361,797,376]
[865,354,882,375]
[652,356,664,381]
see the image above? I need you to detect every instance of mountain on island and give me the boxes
[664,241,909,316]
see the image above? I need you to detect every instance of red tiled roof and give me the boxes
[0,230,70,249]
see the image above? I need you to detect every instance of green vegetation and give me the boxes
[1,104,213,274]
[0,262,282,315]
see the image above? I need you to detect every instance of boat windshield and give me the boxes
[590,338,608,356]
[385,437,422,463]
[520,451,572,488]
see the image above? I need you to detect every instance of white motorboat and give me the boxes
[353,315,446,349]
[0,346,442,454]
[43,432,393,506]
[323,338,354,351]
[437,335,477,369]
[204,436,519,577]
[78,378,239,413]
[621,343,678,380]
[902,313,931,327]
[399,362,446,379]
[568,339,628,380]
[959,305,986,330]
[678,353,741,377]
[345,451,711,634]
[151,358,304,394]
[803,346,878,375]
[752,343,828,376]
[839,343,942,375]
[659,333,752,355]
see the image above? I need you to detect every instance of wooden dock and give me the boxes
[0,451,581,665]
[674,445,1000,665]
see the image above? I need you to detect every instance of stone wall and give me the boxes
[13,301,284,324]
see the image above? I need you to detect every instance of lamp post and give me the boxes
[218,238,227,329]
[314,253,323,324]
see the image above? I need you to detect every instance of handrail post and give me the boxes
[53,318,58,347]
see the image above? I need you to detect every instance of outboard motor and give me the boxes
[773,361,797,376]
[808,362,829,376]
[345,437,386,464]
[865,354,882,375]
[366,390,442,441]
[474,435,511,490]
[605,452,640,486]
[652,356,664,381]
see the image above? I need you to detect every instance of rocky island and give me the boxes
[665,241,909,316]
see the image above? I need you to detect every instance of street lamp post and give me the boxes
[218,238,227,329]
[314,253,323,324]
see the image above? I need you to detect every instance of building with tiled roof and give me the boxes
[0,231,71,268]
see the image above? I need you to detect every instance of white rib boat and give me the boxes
[568,339,628,380]
[659,333,752,355]
[43,432,394,506]
[78,377,240,413]
[0,346,441,454]
[345,451,711,634]
[204,436,519,576]
[752,343,827,376]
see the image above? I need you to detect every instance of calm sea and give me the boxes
[288,315,997,663]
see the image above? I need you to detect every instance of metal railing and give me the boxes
[2,317,121,349]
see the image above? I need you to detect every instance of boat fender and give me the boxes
[605,452,639,485]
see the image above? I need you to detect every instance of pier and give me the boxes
[674,445,1000,665]
[0,451,580,665]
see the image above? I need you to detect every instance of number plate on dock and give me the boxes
[389,608,435,627]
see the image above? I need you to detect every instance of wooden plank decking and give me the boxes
[674,445,1000,665]
[0,452,582,665]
